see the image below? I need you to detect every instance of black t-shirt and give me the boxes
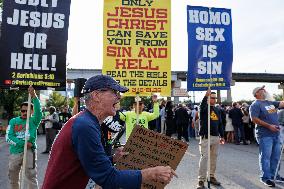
[101,110,125,155]
[58,112,72,123]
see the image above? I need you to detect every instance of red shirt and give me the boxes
[42,113,89,189]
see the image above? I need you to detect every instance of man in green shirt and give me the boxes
[6,86,42,189]
[120,95,159,140]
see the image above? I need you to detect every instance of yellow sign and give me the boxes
[103,0,171,96]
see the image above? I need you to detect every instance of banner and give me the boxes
[187,5,233,91]
[172,88,189,97]
[0,0,71,90]
[116,126,188,189]
[103,0,171,96]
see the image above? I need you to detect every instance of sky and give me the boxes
[66,0,284,102]
[1,0,284,102]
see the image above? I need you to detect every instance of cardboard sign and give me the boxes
[116,126,188,189]
[103,0,171,97]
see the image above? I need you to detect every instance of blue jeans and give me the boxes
[257,136,281,181]
[233,123,245,143]
[188,121,195,138]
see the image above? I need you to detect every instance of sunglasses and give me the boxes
[21,110,27,113]
[210,97,217,99]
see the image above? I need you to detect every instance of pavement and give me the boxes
[0,136,5,147]
[1,135,284,189]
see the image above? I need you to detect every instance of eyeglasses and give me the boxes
[21,110,27,113]
[210,97,217,99]
[97,88,120,96]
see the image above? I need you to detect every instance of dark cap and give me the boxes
[82,75,129,94]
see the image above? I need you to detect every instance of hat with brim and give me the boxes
[82,75,129,94]
[252,85,265,96]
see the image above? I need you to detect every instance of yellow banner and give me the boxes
[103,0,171,97]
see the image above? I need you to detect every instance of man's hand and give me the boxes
[27,142,33,149]
[219,138,225,145]
[152,94,158,103]
[270,125,280,132]
[113,147,129,163]
[205,88,211,97]
[141,166,177,184]
[28,85,36,98]
[279,101,284,108]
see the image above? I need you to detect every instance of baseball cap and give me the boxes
[252,85,265,96]
[82,75,129,94]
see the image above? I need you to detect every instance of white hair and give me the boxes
[264,91,275,101]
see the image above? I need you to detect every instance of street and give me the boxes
[1,135,284,189]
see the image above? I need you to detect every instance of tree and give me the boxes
[0,89,28,120]
[120,97,135,110]
[46,92,67,109]
[45,91,75,111]
[120,96,153,111]
[0,0,2,8]
[274,93,284,101]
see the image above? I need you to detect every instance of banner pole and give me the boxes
[20,5,37,187]
[207,7,212,189]
[207,86,211,189]
[274,143,284,181]
[274,124,284,181]
[20,93,32,189]
[135,93,140,126]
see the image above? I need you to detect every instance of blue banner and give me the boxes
[0,0,71,90]
[187,5,233,91]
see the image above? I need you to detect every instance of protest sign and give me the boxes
[103,0,171,96]
[172,88,189,97]
[116,126,188,189]
[187,5,233,91]
[0,0,71,90]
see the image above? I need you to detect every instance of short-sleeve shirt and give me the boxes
[249,100,280,138]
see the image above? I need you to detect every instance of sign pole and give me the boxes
[207,8,212,188]
[20,93,32,189]
[207,87,211,189]
[274,144,284,181]
[135,93,140,126]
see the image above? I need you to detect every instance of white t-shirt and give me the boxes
[45,113,59,129]
[242,115,250,124]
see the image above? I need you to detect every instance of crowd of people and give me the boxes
[141,94,256,147]
[4,76,284,189]
[37,93,257,151]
